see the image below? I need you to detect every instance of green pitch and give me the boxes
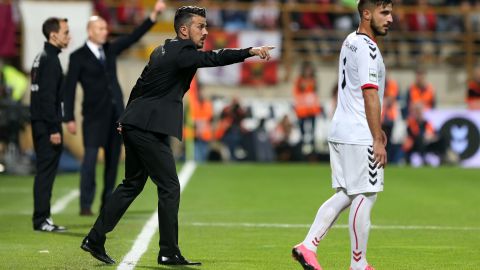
[0,164,479,269]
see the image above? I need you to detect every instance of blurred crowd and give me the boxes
[3,0,480,57]
[195,0,480,34]
[3,0,478,33]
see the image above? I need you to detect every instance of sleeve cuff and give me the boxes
[48,125,60,134]
[62,115,74,122]
[361,84,379,91]
[244,47,253,59]
[146,17,155,26]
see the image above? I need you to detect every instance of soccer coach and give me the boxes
[81,3,275,266]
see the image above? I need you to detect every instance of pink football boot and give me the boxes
[292,244,323,270]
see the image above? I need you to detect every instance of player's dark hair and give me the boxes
[42,17,68,40]
[357,0,393,18]
[174,6,206,35]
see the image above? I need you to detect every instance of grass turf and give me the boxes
[0,164,479,269]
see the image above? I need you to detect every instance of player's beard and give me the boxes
[371,17,388,37]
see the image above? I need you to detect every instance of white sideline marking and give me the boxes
[0,189,78,216]
[187,222,480,231]
[51,189,79,214]
[117,161,197,270]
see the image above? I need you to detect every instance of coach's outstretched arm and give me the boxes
[177,45,275,69]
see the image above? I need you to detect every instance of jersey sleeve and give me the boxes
[357,42,380,91]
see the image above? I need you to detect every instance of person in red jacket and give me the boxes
[405,0,437,57]
[466,65,480,110]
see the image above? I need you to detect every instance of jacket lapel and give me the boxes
[83,43,105,68]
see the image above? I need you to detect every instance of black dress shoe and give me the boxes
[34,218,67,232]
[80,237,115,264]
[80,209,94,216]
[158,254,201,266]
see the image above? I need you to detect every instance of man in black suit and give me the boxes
[31,17,71,232]
[63,1,165,216]
[80,4,274,266]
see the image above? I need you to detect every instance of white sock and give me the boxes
[303,189,352,252]
[349,193,377,270]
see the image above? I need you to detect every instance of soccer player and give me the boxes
[292,1,393,270]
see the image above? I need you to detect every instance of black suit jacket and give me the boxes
[63,18,154,147]
[119,38,252,140]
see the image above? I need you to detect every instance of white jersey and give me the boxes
[328,31,385,145]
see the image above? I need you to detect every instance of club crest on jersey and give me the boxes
[369,68,378,83]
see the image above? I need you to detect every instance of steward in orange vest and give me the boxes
[402,102,445,165]
[382,78,399,161]
[293,62,321,147]
[382,78,399,124]
[192,93,213,162]
[405,69,435,118]
[294,76,321,118]
[192,96,213,142]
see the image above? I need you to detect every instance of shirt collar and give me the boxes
[44,42,62,55]
[86,40,102,58]
[355,31,377,44]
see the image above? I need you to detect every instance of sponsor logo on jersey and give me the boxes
[369,68,378,83]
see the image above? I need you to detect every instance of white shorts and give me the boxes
[329,141,384,195]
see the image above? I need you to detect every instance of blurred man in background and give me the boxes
[30,17,71,232]
[63,0,165,216]
[402,102,445,167]
[403,67,436,118]
[293,61,322,154]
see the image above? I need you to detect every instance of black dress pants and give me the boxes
[31,121,62,228]
[80,124,121,211]
[88,125,181,256]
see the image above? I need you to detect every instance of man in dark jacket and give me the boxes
[30,17,71,232]
[63,0,165,216]
[80,4,274,266]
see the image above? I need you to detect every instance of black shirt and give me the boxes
[30,42,64,134]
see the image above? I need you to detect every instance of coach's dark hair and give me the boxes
[174,6,206,34]
[357,0,393,18]
[42,17,68,40]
